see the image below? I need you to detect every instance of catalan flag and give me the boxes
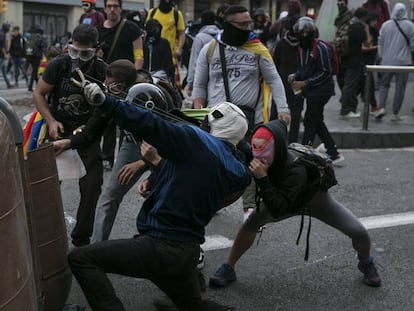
[23,110,48,156]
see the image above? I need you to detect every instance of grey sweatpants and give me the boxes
[244,191,371,256]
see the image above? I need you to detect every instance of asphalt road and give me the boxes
[62,147,414,311]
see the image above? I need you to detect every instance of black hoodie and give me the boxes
[253,120,310,218]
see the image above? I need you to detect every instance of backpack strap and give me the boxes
[106,18,126,62]
[150,7,178,28]
[206,39,216,64]
[218,42,231,102]
[393,19,410,46]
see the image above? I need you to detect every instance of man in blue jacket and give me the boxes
[68,82,251,310]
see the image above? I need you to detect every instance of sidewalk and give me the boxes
[323,81,414,148]
[1,76,414,148]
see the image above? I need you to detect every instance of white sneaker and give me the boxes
[375,108,386,119]
[330,154,345,166]
[390,114,403,122]
[315,143,327,153]
[342,111,361,119]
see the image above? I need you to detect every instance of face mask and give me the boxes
[252,138,275,166]
[147,28,161,41]
[298,35,314,49]
[222,22,251,47]
[159,0,172,13]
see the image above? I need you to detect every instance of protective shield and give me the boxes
[25,143,72,311]
[0,98,37,311]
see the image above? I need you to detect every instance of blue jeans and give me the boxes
[91,139,143,243]
[0,58,11,87]
[11,57,28,84]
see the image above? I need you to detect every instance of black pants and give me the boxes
[71,141,103,245]
[302,95,338,157]
[68,235,213,311]
[339,65,364,115]
[27,56,41,91]
[101,119,117,166]
[288,94,304,143]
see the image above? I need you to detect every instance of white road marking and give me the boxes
[63,211,414,251]
[201,235,234,251]
[201,212,414,252]
[359,211,414,230]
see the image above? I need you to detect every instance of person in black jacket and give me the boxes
[8,26,28,87]
[290,17,344,164]
[209,119,382,289]
[143,18,174,81]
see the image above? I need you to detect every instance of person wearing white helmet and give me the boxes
[79,0,105,26]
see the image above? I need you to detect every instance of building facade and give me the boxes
[1,0,411,47]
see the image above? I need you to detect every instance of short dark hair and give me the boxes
[104,0,122,8]
[354,7,368,19]
[201,10,216,26]
[216,4,230,17]
[72,24,99,46]
[106,59,137,86]
[223,5,249,20]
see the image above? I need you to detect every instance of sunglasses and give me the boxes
[82,2,91,9]
[103,81,127,96]
[68,44,96,61]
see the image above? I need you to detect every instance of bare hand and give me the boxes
[291,80,305,92]
[249,158,269,179]
[116,160,146,185]
[278,112,291,125]
[137,179,151,197]
[140,141,161,167]
[48,120,65,140]
[52,139,71,155]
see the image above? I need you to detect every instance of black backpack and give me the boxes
[288,142,338,192]
[288,143,338,261]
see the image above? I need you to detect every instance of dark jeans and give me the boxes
[101,119,117,166]
[302,95,338,157]
[27,56,41,91]
[68,236,208,311]
[288,94,304,143]
[339,65,364,115]
[71,141,103,245]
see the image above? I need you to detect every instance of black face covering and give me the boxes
[298,34,314,49]
[159,0,172,13]
[337,5,348,14]
[222,22,251,47]
[147,28,161,42]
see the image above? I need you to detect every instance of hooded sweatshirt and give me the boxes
[270,0,301,36]
[187,24,220,89]
[98,96,251,244]
[378,3,414,66]
[253,120,310,218]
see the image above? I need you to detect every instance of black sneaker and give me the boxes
[71,238,90,247]
[358,257,381,287]
[209,263,237,287]
[153,297,178,311]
